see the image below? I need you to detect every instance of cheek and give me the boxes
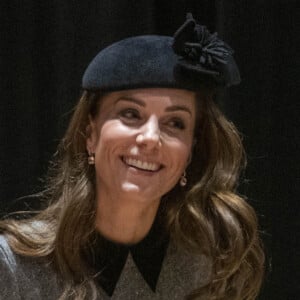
[106,119,138,135]
[166,138,192,170]
[94,121,134,152]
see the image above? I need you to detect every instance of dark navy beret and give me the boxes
[82,14,240,91]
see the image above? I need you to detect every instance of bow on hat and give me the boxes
[172,13,241,87]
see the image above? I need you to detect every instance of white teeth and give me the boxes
[124,157,160,171]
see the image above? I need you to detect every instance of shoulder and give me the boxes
[0,234,62,300]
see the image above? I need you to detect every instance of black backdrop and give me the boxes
[0,1,299,299]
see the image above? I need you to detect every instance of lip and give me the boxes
[121,156,164,172]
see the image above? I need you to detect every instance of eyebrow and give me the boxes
[115,96,145,107]
[165,105,192,116]
[115,96,192,116]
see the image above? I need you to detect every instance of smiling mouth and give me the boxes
[122,157,162,172]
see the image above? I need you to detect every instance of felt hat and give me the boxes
[82,14,240,91]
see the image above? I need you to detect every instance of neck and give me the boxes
[95,187,161,245]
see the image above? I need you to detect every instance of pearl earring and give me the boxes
[180,171,187,187]
[88,153,95,165]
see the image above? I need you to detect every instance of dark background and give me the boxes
[0,1,299,299]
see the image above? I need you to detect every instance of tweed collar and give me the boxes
[84,208,169,297]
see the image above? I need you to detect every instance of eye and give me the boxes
[119,108,141,122]
[168,118,186,130]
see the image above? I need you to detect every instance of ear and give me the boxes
[86,115,98,154]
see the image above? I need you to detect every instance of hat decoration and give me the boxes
[173,13,240,86]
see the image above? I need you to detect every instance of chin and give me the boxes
[121,182,141,193]
[120,182,162,202]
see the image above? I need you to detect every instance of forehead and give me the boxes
[99,88,196,111]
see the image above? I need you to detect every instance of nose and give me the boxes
[136,115,161,150]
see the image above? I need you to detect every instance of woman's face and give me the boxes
[87,88,196,203]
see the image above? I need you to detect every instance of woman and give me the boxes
[0,15,264,299]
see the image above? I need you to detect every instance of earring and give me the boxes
[88,153,95,165]
[180,171,187,187]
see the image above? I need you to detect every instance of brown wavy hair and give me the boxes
[0,89,264,299]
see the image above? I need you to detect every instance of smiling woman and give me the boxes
[0,14,264,300]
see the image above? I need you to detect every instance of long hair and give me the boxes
[168,93,265,299]
[0,90,264,299]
